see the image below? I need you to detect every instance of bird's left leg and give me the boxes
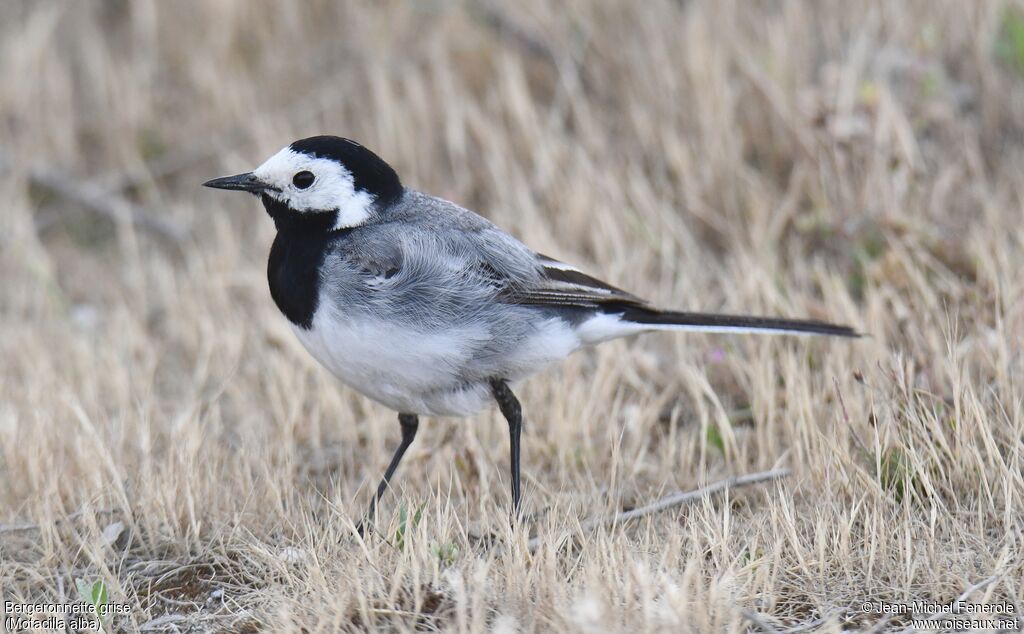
[489,378,523,518]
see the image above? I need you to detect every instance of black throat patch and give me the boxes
[262,194,343,329]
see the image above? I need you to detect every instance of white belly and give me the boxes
[290,304,582,417]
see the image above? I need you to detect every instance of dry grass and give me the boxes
[1,1,1023,631]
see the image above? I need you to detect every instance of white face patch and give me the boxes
[253,147,376,230]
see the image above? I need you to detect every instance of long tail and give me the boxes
[620,306,860,337]
[576,305,860,344]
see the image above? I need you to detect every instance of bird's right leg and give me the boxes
[356,412,419,536]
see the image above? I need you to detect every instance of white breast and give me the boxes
[290,303,584,417]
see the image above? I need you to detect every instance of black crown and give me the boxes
[290,136,403,207]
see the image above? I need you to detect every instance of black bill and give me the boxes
[202,172,273,193]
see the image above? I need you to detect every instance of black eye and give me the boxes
[292,171,315,189]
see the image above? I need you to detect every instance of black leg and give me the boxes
[490,379,523,517]
[356,412,418,536]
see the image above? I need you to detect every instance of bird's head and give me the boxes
[203,135,403,230]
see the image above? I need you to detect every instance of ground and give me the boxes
[1,1,1022,632]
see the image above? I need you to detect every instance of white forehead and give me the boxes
[253,146,370,216]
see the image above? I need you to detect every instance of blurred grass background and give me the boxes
[1,1,1022,631]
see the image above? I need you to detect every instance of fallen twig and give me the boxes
[28,163,188,242]
[527,468,790,551]
[1,148,187,242]
[0,508,117,535]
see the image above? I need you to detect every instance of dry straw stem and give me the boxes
[527,468,791,552]
[2,0,1023,632]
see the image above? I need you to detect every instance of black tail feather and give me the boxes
[619,306,860,338]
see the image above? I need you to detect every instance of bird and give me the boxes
[203,135,858,532]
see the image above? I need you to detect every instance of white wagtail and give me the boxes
[204,136,858,529]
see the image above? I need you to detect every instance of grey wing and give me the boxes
[327,187,652,322]
[378,232,653,319]
[323,219,548,328]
